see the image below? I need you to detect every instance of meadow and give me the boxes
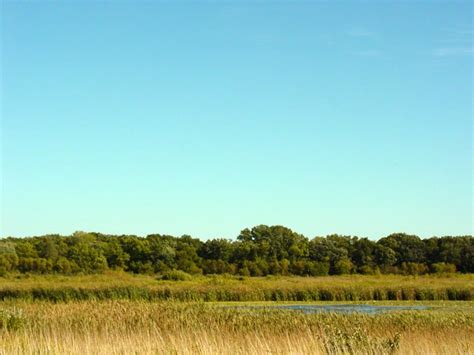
[1,274,473,354]
[0,300,473,354]
[0,272,472,302]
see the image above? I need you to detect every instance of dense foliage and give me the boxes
[0,225,472,276]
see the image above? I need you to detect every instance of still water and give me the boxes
[230,304,429,314]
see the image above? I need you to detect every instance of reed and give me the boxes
[0,300,473,354]
[1,273,472,302]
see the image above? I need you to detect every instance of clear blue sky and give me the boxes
[1,1,472,239]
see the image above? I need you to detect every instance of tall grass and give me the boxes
[0,273,472,302]
[0,300,473,354]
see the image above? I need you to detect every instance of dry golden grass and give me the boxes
[1,300,473,354]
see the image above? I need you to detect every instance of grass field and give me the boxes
[1,274,473,354]
[0,272,473,301]
[0,300,473,354]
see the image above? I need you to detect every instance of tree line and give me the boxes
[0,225,472,276]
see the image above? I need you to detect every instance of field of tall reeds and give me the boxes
[0,273,472,302]
[0,300,473,354]
[1,274,473,353]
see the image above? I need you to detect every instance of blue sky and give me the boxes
[1,1,472,239]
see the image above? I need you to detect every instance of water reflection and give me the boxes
[229,304,429,314]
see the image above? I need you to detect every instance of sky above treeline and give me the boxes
[1,1,472,239]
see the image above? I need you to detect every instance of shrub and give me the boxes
[401,262,429,275]
[159,270,192,281]
[0,308,25,331]
[431,263,457,274]
[305,261,330,276]
[332,258,353,275]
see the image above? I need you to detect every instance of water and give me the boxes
[229,304,429,314]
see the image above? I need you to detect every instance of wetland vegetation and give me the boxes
[1,299,473,354]
[1,227,472,353]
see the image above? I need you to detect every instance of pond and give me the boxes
[229,304,429,314]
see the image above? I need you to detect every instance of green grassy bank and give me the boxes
[1,273,472,302]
